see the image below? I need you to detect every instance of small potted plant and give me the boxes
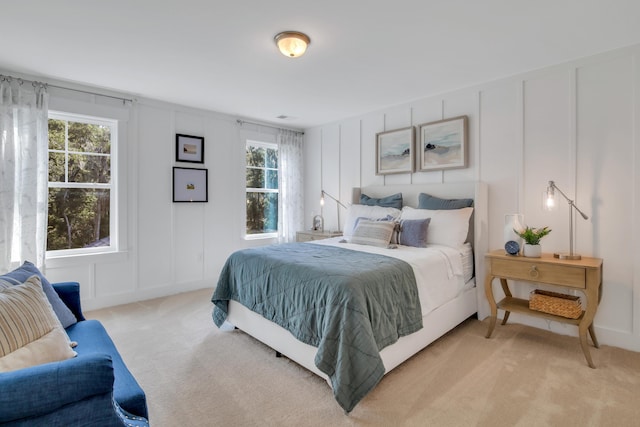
[514,226,551,258]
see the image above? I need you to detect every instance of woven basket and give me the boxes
[529,289,582,319]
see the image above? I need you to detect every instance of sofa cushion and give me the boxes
[0,261,77,328]
[0,353,114,423]
[0,276,77,372]
[66,320,148,419]
[0,351,149,426]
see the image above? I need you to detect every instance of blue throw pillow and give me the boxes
[397,218,430,248]
[418,193,473,210]
[360,193,403,210]
[0,261,77,328]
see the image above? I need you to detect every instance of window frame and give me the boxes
[245,139,279,240]
[46,111,118,257]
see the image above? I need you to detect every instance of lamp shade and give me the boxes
[543,183,557,211]
[275,31,310,58]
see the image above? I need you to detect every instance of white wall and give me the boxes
[6,42,638,353]
[304,44,640,352]
[33,83,280,311]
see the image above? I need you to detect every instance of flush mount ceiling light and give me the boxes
[274,31,310,58]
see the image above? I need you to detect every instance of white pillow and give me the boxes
[460,242,474,282]
[343,204,401,238]
[400,206,473,248]
[350,220,395,247]
[0,275,77,372]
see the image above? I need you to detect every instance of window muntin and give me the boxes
[245,140,278,238]
[47,113,116,254]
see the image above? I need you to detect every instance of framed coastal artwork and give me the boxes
[176,134,205,163]
[417,116,468,172]
[173,167,208,202]
[375,126,415,175]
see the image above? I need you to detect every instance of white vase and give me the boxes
[523,244,541,258]
[504,214,524,248]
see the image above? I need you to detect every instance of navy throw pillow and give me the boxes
[397,218,430,248]
[418,193,473,210]
[360,192,403,210]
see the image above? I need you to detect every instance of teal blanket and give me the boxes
[211,243,423,412]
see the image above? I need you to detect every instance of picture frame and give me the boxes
[172,167,208,202]
[176,134,204,163]
[375,126,415,175]
[417,116,468,172]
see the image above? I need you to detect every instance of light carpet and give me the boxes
[87,289,640,426]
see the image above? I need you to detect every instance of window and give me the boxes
[246,140,278,238]
[47,112,116,254]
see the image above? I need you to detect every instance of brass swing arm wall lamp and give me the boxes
[545,180,589,260]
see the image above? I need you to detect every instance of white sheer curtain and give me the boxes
[277,129,304,243]
[0,77,49,273]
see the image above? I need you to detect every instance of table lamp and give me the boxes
[544,180,589,260]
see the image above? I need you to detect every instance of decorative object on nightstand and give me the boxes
[514,226,551,258]
[484,250,603,368]
[312,215,324,232]
[503,213,524,248]
[529,289,582,319]
[544,180,589,260]
[320,190,348,232]
[504,240,520,256]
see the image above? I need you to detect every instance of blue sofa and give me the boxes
[0,281,149,427]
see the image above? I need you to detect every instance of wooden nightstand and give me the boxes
[484,250,603,368]
[296,230,342,242]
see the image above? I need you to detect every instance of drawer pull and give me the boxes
[529,265,539,278]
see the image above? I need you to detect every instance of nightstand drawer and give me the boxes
[490,258,586,289]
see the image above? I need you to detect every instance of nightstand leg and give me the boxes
[501,311,511,325]
[588,323,599,348]
[579,330,596,369]
[485,274,498,338]
[580,284,599,368]
[499,278,512,297]
[499,278,511,325]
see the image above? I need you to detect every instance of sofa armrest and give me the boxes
[0,354,114,423]
[52,281,85,321]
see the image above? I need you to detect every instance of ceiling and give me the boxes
[2,1,640,129]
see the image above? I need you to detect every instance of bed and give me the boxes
[211,182,488,412]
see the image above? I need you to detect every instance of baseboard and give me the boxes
[491,312,640,353]
[82,281,212,312]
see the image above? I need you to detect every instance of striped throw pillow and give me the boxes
[0,275,76,372]
[350,219,395,247]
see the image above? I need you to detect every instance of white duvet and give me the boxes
[310,237,467,316]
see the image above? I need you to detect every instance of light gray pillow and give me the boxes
[343,205,401,238]
[350,220,395,248]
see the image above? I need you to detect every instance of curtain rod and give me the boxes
[236,119,304,135]
[0,74,134,104]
